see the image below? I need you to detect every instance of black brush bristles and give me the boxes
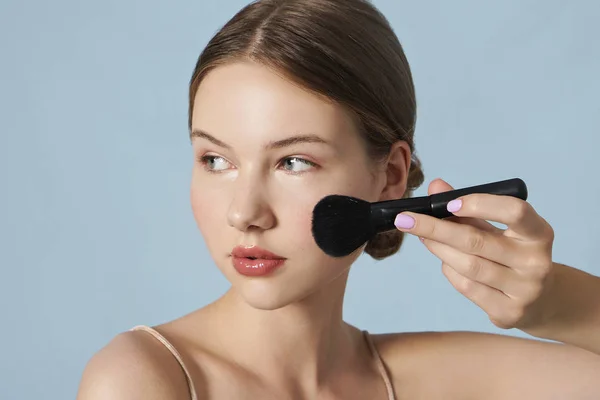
[311,195,373,257]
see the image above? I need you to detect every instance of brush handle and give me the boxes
[370,178,528,234]
[429,177,528,218]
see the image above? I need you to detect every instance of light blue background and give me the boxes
[1,1,599,398]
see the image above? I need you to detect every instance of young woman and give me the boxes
[77,1,600,398]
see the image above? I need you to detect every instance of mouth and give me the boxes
[230,245,286,277]
[231,245,285,260]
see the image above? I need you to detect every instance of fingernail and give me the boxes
[394,213,415,230]
[447,199,462,213]
[419,237,425,242]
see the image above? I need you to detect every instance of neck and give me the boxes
[206,271,366,389]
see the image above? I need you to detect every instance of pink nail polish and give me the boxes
[395,214,415,229]
[447,199,462,213]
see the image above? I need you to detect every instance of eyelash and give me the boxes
[197,155,318,174]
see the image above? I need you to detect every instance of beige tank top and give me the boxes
[131,325,395,400]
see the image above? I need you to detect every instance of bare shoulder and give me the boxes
[371,330,600,400]
[76,329,195,400]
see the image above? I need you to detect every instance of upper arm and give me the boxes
[375,331,600,400]
[77,331,193,400]
[469,333,600,399]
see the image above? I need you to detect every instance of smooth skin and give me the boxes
[77,62,600,400]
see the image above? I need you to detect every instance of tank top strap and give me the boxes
[131,325,198,400]
[363,330,396,400]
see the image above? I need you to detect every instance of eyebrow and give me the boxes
[190,129,331,150]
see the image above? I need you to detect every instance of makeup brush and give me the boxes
[311,178,528,257]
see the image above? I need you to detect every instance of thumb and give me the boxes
[428,178,455,196]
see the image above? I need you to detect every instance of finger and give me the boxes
[446,193,552,241]
[429,178,501,234]
[446,215,503,235]
[427,177,454,196]
[396,211,520,266]
[424,239,526,296]
[441,263,515,328]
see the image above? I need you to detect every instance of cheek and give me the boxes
[293,203,316,249]
[277,173,374,252]
[190,177,223,238]
[290,173,375,228]
[289,199,360,283]
[282,192,331,259]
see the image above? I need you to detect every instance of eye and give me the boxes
[279,157,317,173]
[199,155,233,172]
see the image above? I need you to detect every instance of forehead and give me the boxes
[191,61,360,145]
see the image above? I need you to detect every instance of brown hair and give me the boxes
[188,0,424,260]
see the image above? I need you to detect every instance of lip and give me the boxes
[231,245,285,259]
[231,245,286,277]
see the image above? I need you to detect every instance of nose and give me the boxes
[227,175,276,232]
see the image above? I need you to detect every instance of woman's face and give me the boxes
[190,61,387,310]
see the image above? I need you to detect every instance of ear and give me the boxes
[378,140,412,201]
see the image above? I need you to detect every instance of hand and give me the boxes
[394,178,557,330]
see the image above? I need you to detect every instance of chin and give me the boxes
[234,278,313,311]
